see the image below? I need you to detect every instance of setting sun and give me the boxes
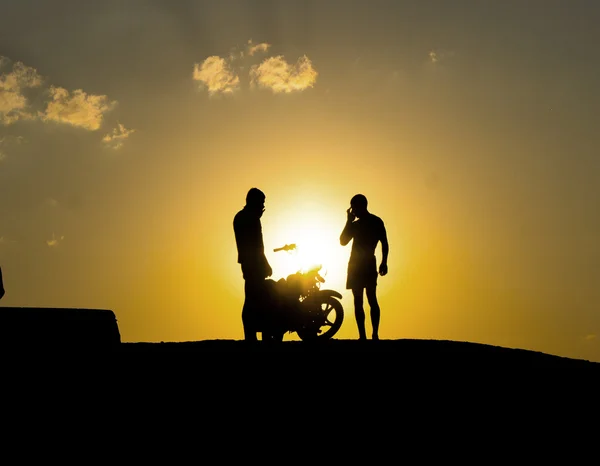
[265,204,350,296]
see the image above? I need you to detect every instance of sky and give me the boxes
[1,0,599,361]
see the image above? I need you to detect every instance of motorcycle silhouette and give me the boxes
[259,243,345,341]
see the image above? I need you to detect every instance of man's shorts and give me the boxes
[346,255,378,290]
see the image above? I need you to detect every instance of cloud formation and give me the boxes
[193,40,317,95]
[0,58,43,125]
[247,40,271,56]
[1,56,131,150]
[102,123,135,150]
[193,57,240,96]
[41,86,117,131]
[227,40,272,61]
[249,55,318,93]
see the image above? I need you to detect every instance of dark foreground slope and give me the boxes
[120,338,599,369]
[113,339,600,409]
[4,307,596,436]
[114,339,600,414]
[3,306,598,387]
[3,306,595,370]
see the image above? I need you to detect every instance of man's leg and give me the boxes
[242,302,257,341]
[258,280,276,341]
[352,288,367,340]
[366,286,380,340]
[242,279,259,341]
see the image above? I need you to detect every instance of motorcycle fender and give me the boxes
[318,289,343,300]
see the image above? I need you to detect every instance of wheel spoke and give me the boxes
[297,296,343,341]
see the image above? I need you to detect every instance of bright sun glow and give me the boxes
[265,204,350,294]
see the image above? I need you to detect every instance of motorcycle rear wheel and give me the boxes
[297,295,344,341]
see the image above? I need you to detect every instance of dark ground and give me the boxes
[6,336,598,439]
[120,338,599,370]
[3,309,597,450]
[118,338,600,392]
[4,306,597,370]
[112,339,600,420]
[3,307,598,404]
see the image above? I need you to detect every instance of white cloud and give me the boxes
[41,86,117,130]
[247,40,271,56]
[226,40,271,62]
[0,90,28,123]
[0,58,43,125]
[1,56,120,132]
[193,56,240,96]
[46,233,65,247]
[1,56,124,152]
[193,41,317,96]
[102,123,135,150]
[249,55,318,93]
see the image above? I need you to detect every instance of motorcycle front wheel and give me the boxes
[296,295,344,341]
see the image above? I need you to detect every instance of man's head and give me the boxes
[350,194,368,218]
[246,187,266,217]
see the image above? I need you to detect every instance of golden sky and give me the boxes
[1,0,599,362]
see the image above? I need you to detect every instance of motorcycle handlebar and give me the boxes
[273,243,297,252]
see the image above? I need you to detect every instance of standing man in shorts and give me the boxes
[340,194,389,340]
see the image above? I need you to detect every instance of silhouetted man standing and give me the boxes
[340,194,389,340]
[0,266,4,300]
[234,188,273,341]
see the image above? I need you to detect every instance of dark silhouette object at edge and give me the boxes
[1,307,121,349]
[340,194,389,341]
[1,266,120,349]
[0,266,4,301]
